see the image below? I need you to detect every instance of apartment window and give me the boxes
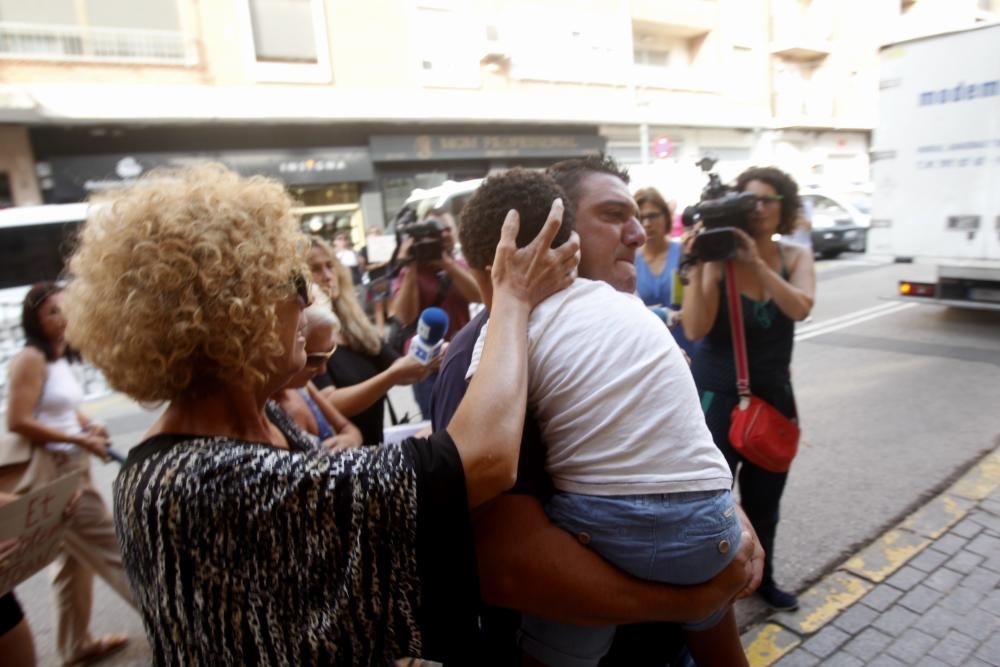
[634,47,670,67]
[632,26,695,89]
[248,0,315,63]
[0,0,192,64]
[241,0,331,82]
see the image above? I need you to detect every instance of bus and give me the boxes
[0,203,89,316]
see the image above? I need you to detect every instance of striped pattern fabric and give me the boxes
[113,403,424,666]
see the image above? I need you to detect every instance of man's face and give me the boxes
[573,172,646,293]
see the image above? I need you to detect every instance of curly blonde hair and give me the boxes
[310,237,382,356]
[64,163,308,402]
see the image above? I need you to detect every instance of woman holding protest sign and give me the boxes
[5,283,133,665]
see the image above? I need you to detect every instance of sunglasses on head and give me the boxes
[304,344,337,368]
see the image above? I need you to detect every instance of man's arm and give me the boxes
[474,494,762,626]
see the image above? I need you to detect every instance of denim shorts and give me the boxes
[519,489,741,667]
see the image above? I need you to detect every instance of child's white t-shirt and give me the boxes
[467,278,732,496]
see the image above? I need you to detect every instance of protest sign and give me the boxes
[0,472,82,595]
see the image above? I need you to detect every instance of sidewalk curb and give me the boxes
[741,443,1000,666]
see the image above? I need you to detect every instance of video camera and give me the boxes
[392,206,445,265]
[680,156,758,264]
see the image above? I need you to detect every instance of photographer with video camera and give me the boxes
[389,206,481,417]
[682,165,815,612]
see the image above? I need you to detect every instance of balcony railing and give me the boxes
[0,22,196,65]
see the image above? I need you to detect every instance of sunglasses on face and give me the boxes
[293,273,312,307]
[638,212,666,223]
[304,344,337,368]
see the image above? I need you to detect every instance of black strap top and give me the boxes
[692,246,796,391]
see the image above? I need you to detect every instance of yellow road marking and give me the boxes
[843,529,930,583]
[902,493,974,539]
[773,571,873,635]
[743,623,800,666]
[950,450,1000,501]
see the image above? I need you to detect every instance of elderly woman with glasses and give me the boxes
[273,303,363,452]
[681,166,816,613]
[62,164,578,665]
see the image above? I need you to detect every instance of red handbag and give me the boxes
[723,260,800,473]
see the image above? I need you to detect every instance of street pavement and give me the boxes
[743,443,1000,667]
[22,406,998,667]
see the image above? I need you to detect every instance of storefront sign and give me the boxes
[370,134,606,162]
[39,147,374,202]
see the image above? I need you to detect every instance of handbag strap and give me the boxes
[724,260,752,400]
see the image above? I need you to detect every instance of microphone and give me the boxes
[409,307,449,364]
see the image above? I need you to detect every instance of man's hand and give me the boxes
[733,506,765,599]
[712,506,765,604]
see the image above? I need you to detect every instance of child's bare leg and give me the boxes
[684,607,748,667]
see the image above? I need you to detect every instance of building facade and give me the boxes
[0,0,997,230]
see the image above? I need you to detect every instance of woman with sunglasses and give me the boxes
[681,166,816,612]
[306,236,438,445]
[4,282,133,665]
[62,164,578,665]
[273,303,363,452]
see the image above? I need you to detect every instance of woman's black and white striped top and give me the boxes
[113,402,479,666]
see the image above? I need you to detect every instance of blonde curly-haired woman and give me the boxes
[63,164,577,665]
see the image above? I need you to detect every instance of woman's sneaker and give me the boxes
[759,582,799,611]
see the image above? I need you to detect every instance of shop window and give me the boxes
[241,0,331,83]
[290,183,360,208]
[290,184,361,238]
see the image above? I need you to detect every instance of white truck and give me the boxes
[867,23,1000,310]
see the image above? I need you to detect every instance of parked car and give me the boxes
[801,190,871,258]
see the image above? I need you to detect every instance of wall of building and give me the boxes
[0,0,995,209]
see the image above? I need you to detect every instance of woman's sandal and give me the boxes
[65,634,129,666]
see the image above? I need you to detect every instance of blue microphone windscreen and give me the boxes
[417,307,449,343]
